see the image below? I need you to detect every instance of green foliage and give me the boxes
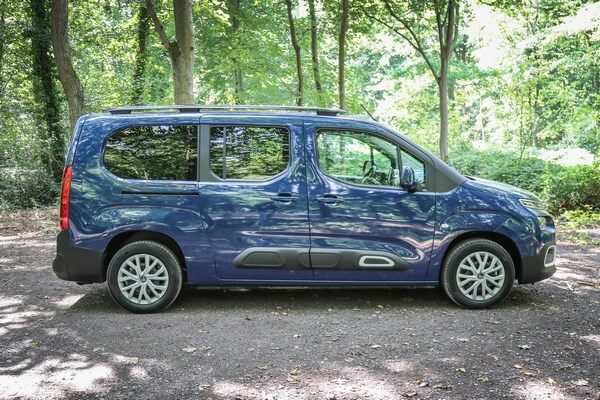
[0,168,58,210]
[451,147,600,215]
[450,146,548,193]
[0,0,598,211]
[560,208,600,228]
[542,161,600,214]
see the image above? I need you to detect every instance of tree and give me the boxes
[146,0,195,105]
[131,3,150,104]
[51,0,84,132]
[307,0,323,105]
[338,0,349,110]
[225,0,244,103]
[362,0,459,162]
[284,0,303,106]
[30,0,64,181]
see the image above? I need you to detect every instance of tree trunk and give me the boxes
[51,0,84,132]
[226,0,243,103]
[131,3,149,104]
[284,0,303,106]
[172,0,194,104]
[307,0,323,105]
[31,0,64,181]
[0,6,5,103]
[338,0,349,110]
[146,0,195,105]
[438,61,449,163]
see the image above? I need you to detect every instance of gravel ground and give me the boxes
[0,208,599,400]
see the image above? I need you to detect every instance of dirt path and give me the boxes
[0,209,599,400]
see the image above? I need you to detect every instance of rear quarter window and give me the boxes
[104,125,198,181]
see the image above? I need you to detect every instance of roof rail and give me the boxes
[105,105,345,116]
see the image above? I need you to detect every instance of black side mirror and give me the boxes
[400,166,417,192]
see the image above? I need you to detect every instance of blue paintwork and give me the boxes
[65,111,555,286]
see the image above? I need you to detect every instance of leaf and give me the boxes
[477,376,489,382]
[518,344,531,350]
[290,368,301,375]
[571,379,588,386]
[371,344,381,349]
[434,383,452,390]
[115,355,139,365]
[513,364,524,370]
[404,392,417,398]
[182,347,197,353]
[456,367,466,373]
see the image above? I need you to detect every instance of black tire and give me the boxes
[107,241,183,313]
[441,238,515,309]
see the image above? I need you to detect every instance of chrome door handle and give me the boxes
[316,195,344,204]
[270,193,299,203]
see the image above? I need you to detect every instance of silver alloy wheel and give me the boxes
[456,251,505,301]
[117,254,169,305]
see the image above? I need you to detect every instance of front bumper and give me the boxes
[519,241,557,284]
[52,230,105,283]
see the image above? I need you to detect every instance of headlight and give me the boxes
[519,198,544,210]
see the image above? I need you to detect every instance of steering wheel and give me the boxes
[361,160,378,184]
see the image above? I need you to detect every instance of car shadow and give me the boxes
[66,283,544,314]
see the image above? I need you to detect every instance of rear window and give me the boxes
[104,125,197,181]
[209,126,290,180]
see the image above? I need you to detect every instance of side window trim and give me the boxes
[314,127,427,191]
[199,123,292,183]
[102,123,199,183]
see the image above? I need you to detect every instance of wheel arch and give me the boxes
[103,230,187,281]
[440,231,522,282]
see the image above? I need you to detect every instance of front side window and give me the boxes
[104,125,197,181]
[316,129,425,188]
[209,126,290,180]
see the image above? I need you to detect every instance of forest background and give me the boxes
[0,0,598,225]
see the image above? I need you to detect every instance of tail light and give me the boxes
[59,166,73,230]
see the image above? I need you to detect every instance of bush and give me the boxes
[450,147,547,193]
[450,147,600,215]
[542,161,600,214]
[0,168,59,210]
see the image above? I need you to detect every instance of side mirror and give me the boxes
[400,166,417,192]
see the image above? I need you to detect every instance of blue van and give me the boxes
[53,105,556,313]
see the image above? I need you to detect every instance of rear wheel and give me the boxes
[107,241,183,313]
[441,238,515,309]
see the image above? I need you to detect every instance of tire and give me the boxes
[107,241,183,313]
[441,238,515,309]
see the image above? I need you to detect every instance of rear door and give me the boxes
[305,119,436,282]
[198,114,313,282]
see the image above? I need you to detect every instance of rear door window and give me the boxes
[104,125,198,181]
[209,126,290,180]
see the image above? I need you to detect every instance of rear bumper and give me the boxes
[519,242,557,284]
[52,230,105,283]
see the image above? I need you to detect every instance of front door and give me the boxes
[198,114,312,282]
[306,122,436,282]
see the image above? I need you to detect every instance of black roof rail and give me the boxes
[105,105,345,116]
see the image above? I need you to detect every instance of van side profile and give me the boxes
[53,105,556,313]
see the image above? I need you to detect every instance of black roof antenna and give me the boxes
[360,104,378,121]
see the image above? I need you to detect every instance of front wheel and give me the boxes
[107,241,183,313]
[441,239,515,309]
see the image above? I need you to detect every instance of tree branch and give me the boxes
[379,0,439,80]
[145,0,176,57]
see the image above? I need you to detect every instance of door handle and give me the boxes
[270,193,299,203]
[316,194,344,204]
